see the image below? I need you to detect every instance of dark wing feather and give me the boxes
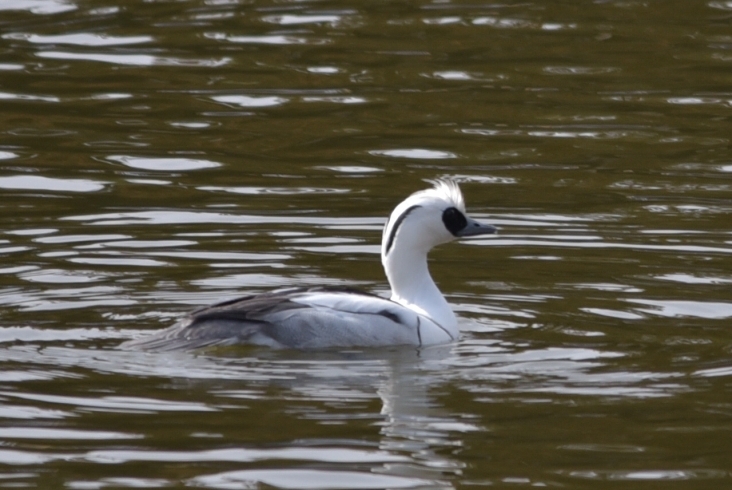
[120,286,407,351]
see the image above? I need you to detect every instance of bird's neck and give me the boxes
[382,245,457,334]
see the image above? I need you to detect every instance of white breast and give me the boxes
[288,291,455,348]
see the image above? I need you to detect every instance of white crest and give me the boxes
[410,178,465,211]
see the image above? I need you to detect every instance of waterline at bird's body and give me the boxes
[121,179,496,351]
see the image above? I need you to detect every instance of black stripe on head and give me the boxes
[385,205,421,255]
[442,207,467,236]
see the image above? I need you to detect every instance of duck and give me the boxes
[120,179,496,351]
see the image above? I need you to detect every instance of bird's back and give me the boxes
[120,286,429,351]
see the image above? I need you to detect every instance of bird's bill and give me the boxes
[456,217,497,237]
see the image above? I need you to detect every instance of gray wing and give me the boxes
[120,286,423,351]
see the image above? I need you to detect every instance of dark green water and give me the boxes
[0,0,731,488]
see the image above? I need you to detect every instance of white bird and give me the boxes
[121,179,496,350]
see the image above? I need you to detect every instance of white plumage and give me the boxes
[121,179,496,350]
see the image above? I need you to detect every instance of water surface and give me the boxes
[1,0,731,488]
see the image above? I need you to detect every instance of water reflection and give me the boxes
[37,51,231,67]
[198,185,350,195]
[0,327,694,486]
[212,95,288,108]
[0,175,106,192]
[369,149,457,159]
[4,33,152,46]
[205,32,320,45]
[106,155,221,171]
[4,343,468,488]
[0,92,60,102]
[191,469,433,489]
[0,0,76,15]
[262,14,346,26]
[627,299,732,319]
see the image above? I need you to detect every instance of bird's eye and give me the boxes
[442,207,467,236]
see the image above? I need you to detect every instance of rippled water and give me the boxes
[1,0,731,488]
